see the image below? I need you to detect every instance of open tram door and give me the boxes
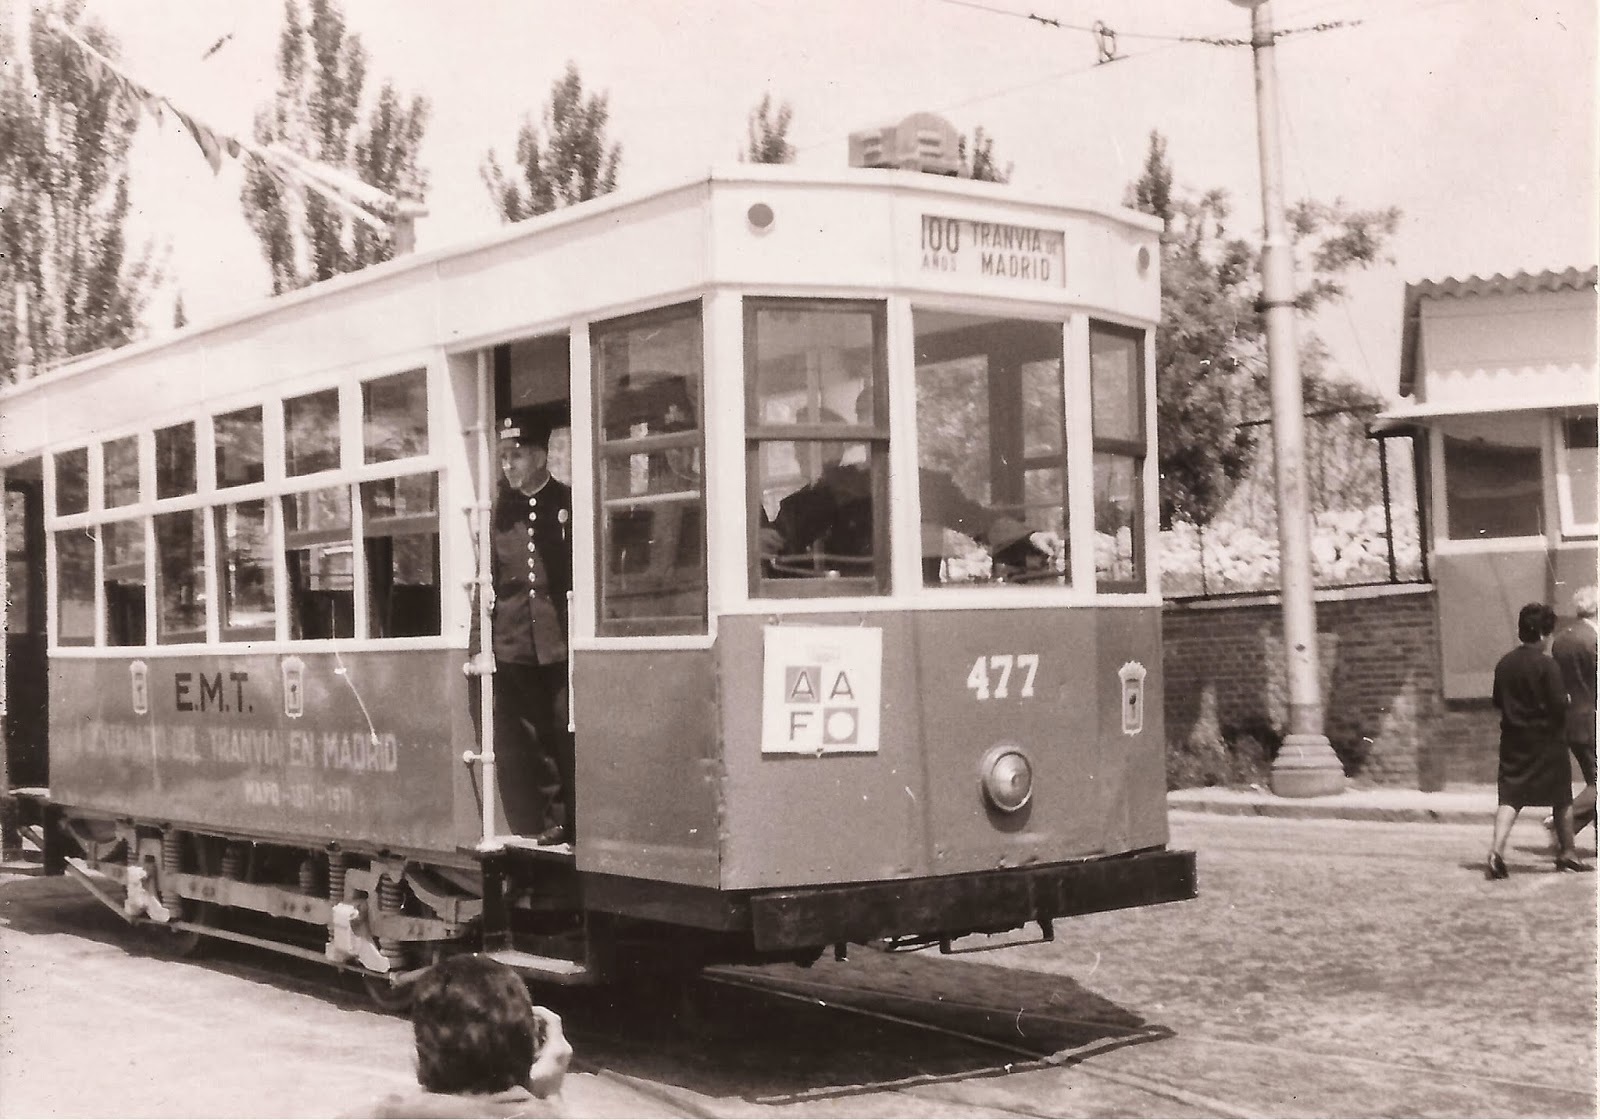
[475,335,575,843]
[2,463,48,855]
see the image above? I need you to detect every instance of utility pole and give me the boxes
[1230,0,1346,796]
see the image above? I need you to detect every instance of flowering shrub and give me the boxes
[1160,503,1422,598]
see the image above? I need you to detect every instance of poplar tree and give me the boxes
[0,0,158,382]
[481,63,621,222]
[743,94,794,164]
[241,0,429,294]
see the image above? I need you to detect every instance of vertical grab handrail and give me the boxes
[473,351,501,851]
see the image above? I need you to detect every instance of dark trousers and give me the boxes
[1572,736,1597,834]
[494,661,573,837]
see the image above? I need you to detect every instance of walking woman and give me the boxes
[1486,603,1593,878]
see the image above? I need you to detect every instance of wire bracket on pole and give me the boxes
[1092,21,1119,64]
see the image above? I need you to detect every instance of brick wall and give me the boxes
[1163,585,1499,789]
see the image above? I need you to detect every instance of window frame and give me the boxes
[1435,413,1546,545]
[591,300,709,637]
[1556,409,1598,539]
[1088,318,1148,593]
[744,296,890,600]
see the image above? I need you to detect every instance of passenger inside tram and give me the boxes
[759,388,1057,583]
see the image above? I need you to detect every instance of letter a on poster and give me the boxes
[761,626,883,755]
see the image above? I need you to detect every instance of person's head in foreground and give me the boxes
[1518,602,1557,646]
[412,954,569,1099]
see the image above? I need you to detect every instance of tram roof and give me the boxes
[1,165,1161,452]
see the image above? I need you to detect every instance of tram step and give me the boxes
[483,947,591,983]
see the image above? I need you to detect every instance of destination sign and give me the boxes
[917,214,1065,287]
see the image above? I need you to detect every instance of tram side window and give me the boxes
[5,489,35,635]
[155,510,206,643]
[54,448,89,516]
[215,406,266,487]
[103,520,147,645]
[216,500,276,641]
[155,422,196,499]
[284,486,354,639]
[361,475,440,637]
[285,388,340,477]
[912,310,1068,587]
[363,369,429,463]
[747,299,887,596]
[54,529,96,646]
[1090,322,1147,591]
[103,435,140,509]
[592,303,707,636]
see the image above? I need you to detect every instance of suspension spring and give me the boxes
[376,874,408,969]
[221,843,244,881]
[327,852,347,903]
[298,857,320,896]
[160,831,186,916]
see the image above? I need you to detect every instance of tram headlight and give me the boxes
[979,744,1033,813]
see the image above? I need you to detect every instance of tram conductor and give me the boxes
[492,408,574,847]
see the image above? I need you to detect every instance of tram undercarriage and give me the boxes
[9,791,1195,1007]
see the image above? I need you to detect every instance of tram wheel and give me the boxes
[134,902,217,960]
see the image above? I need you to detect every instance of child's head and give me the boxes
[410,955,542,1095]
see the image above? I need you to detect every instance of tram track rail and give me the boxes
[703,967,1598,1118]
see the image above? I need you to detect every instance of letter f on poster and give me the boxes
[761,626,883,755]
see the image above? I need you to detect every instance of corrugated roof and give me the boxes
[1398,266,1597,396]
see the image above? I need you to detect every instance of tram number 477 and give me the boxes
[966,654,1039,701]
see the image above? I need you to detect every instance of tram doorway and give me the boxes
[489,335,575,842]
[3,465,48,850]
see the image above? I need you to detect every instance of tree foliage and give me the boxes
[958,126,1011,183]
[482,63,621,222]
[1125,131,1396,528]
[0,0,158,381]
[743,93,794,164]
[241,0,429,295]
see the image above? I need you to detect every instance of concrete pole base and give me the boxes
[1270,733,1347,798]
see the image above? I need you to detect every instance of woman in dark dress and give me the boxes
[1486,603,1592,878]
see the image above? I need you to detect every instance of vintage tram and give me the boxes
[1,166,1194,997]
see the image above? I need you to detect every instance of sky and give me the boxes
[56,0,1600,399]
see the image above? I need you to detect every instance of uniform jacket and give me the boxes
[491,478,573,666]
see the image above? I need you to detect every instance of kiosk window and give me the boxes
[54,448,89,516]
[217,500,275,640]
[363,369,429,464]
[103,520,147,645]
[592,303,706,636]
[155,510,206,643]
[1442,415,1542,540]
[155,422,196,499]
[913,310,1067,588]
[285,388,340,477]
[1090,322,1147,590]
[215,406,265,487]
[284,486,354,639]
[54,529,95,646]
[1560,414,1597,535]
[747,299,887,596]
[103,435,140,509]
[362,475,440,637]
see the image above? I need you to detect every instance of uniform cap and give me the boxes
[498,408,553,448]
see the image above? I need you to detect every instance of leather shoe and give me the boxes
[1485,853,1508,880]
[530,825,568,847]
[1555,856,1593,873]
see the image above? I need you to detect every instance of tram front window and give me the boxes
[746,300,886,596]
[592,304,707,636]
[913,310,1067,587]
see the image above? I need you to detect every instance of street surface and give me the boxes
[2,812,1593,1118]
